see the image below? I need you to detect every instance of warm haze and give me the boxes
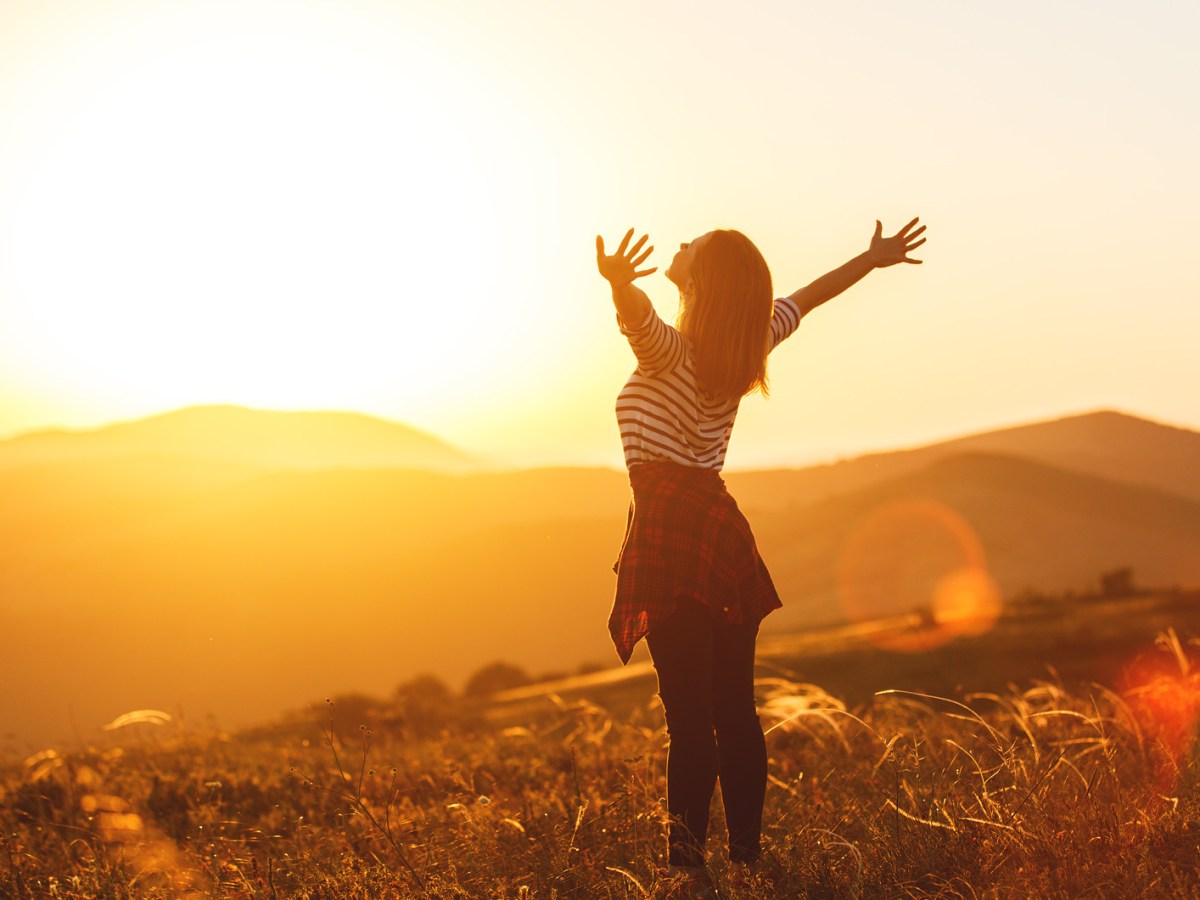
[2,405,1198,747]
[2,5,1199,893]
[0,1,1198,468]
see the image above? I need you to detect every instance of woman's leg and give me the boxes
[711,617,766,863]
[646,600,717,869]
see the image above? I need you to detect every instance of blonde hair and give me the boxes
[677,229,774,400]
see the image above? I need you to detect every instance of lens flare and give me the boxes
[836,499,1002,652]
[1118,630,1200,792]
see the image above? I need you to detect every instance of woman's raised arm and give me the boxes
[596,229,657,328]
[788,218,926,317]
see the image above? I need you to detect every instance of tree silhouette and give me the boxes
[463,661,531,697]
[1099,566,1136,598]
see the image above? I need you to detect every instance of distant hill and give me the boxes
[727,410,1200,511]
[2,406,1199,747]
[0,405,475,472]
[751,451,1200,633]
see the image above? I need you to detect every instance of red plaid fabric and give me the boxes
[608,461,782,664]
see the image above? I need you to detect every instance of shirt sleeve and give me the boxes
[618,306,687,376]
[768,296,804,351]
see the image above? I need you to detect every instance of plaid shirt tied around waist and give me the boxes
[608,461,782,664]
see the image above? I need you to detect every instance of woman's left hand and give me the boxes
[867,218,926,267]
[596,229,657,288]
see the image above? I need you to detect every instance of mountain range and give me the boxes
[1,405,1197,748]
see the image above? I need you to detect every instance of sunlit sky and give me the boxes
[0,0,1196,468]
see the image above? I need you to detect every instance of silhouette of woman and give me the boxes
[596,219,925,893]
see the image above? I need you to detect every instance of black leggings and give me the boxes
[646,599,767,867]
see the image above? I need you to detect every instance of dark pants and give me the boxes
[646,599,767,867]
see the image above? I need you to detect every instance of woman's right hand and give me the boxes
[867,218,926,267]
[596,229,656,288]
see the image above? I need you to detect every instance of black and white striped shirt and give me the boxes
[616,296,803,471]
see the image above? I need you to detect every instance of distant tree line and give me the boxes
[1012,566,1189,608]
[306,657,609,740]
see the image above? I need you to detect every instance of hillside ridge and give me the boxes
[0,404,474,472]
[728,408,1200,509]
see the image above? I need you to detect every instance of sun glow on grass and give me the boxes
[1118,629,1200,793]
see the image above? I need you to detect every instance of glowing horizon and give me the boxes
[0,400,1189,477]
[1,0,1197,469]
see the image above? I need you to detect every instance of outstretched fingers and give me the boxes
[867,216,926,266]
[903,236,926,263]
[597,228,657,284]
[893,217,925,262]
[632,245,654,267]
[896,216,921,239]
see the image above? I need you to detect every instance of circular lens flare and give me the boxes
[836,499,1002,652]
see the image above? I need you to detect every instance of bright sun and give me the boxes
[2,2,540,423]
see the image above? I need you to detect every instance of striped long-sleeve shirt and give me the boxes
[616,296,803,471]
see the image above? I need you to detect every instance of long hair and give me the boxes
[677,229,774,400]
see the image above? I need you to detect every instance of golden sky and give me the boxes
[0,0,1196,468]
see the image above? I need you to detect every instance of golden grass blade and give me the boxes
[605,866,650,898]
[102,709,173,731]
[876,690,1005,746]
[945,739,992,800]
[882,798,958,831]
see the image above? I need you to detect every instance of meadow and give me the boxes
[3,605,1199,899]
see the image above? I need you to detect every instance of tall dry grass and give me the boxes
[2,631,1198,898]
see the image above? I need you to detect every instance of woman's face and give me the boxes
[666,231,713,291]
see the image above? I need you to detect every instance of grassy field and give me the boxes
[3,602,1199,898]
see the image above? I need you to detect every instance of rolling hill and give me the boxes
[752,451,1200,633]
[727,409,1200,511]
[0,405,475,472]
[1,407,1197,748]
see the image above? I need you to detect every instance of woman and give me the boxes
[595,219,925,892]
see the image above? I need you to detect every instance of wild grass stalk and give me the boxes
[289,699,425,891]
[1,631,1197,897]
